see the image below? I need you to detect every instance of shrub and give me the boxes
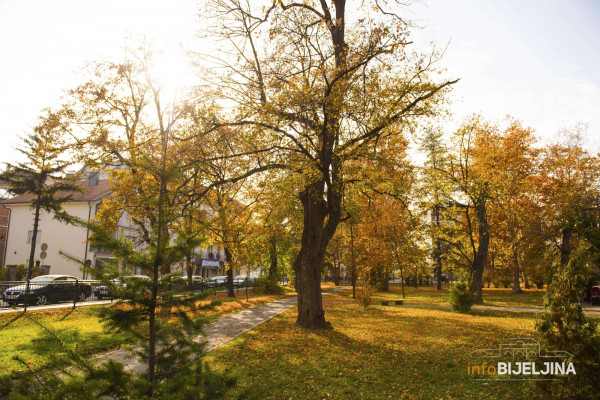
[449,278,475,313]
[252,276,284,295]
[356,284,374,310]
[14,264,41,280]
[533,246,600,399]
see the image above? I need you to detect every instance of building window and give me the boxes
[27,230,42,244]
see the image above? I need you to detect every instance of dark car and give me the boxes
[94,278,120,300]
[3,275,92,306]
[591,286,600,305]
[94,275,151,299]
[180,275,206,291]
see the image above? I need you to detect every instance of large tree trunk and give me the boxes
[509,218,523,293]
[511,247,522,293]
[435,241,443,291]
[268,235,277,280]
[294,186,332,330]
[470,197,489,303]
[399,265,406,298]
[382,265,390,291]
[267,235,278,292]
[148,267,159,389]
[186,257,194,291]
[350,220,356,299]
[560,227,572,267]
[225,247,235,298]
[434,206,443,290]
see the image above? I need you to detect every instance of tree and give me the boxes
[345,133,421,292]
[437,117,497,303]
[0,110,81,282]
[489,120,538,293]
[245,170,301,292]
[419,127,453,290]
[536,125,600,270]
[205,179,256,298]
[535,245,600,399]
[205,0,456,329]
[63,47,228,395]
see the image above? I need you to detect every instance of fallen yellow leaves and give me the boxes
[208,293,536,400]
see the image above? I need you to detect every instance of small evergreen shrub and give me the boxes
[252,276,284,295]
[357,284,374,310]
[449,278,475,313]
[533,247,600,399]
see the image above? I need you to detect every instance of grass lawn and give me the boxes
[373,283,546,308]
[206,293,537,400]
[0,289,292,376]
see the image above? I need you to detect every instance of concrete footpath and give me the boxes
[396,303,600,316]
[91,295,300,374]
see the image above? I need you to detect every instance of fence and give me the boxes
[0,280,105,310]
[0,278,256,311]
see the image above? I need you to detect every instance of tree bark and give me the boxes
[434,206,443,290]
[267,235,278,292]
[470,197,489,303]
[413,266,418,288]
[509,218,523,293]
[560,227,572,267]
[511,247,522,293]
[399,266,406,298]
[186,257,194,291]
[294,185,332,330]
[350,220,356,299]
[225,247,235,298]
[268,235,277,280]
[383,265,390,291]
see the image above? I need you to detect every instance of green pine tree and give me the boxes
[0,110,81,281]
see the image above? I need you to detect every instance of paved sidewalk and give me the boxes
[398,303,600,316]
[91,295,300,374]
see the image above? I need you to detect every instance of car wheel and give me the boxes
[35,294,48,306]
[96,294,103,300]
[78,292,87,302]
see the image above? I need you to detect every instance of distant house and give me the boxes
[3,172,115,278]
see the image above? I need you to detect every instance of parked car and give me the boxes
[174,275,206,291]
[94,275,151,299]
[591,286,600,305]
[206,275,228,288]
[233,275,251,287]
[2,275,92,306]
[94,278,120,300]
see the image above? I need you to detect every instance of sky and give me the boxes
[0,0,599,166]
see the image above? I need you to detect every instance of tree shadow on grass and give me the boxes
[0,312,26,330]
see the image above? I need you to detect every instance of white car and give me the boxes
[232,275,250,287]
[206,276,228,288]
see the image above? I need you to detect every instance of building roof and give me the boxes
[2,179,112,205]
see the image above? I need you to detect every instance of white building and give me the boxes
[3,172,114,278]
[3,171,237,279]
